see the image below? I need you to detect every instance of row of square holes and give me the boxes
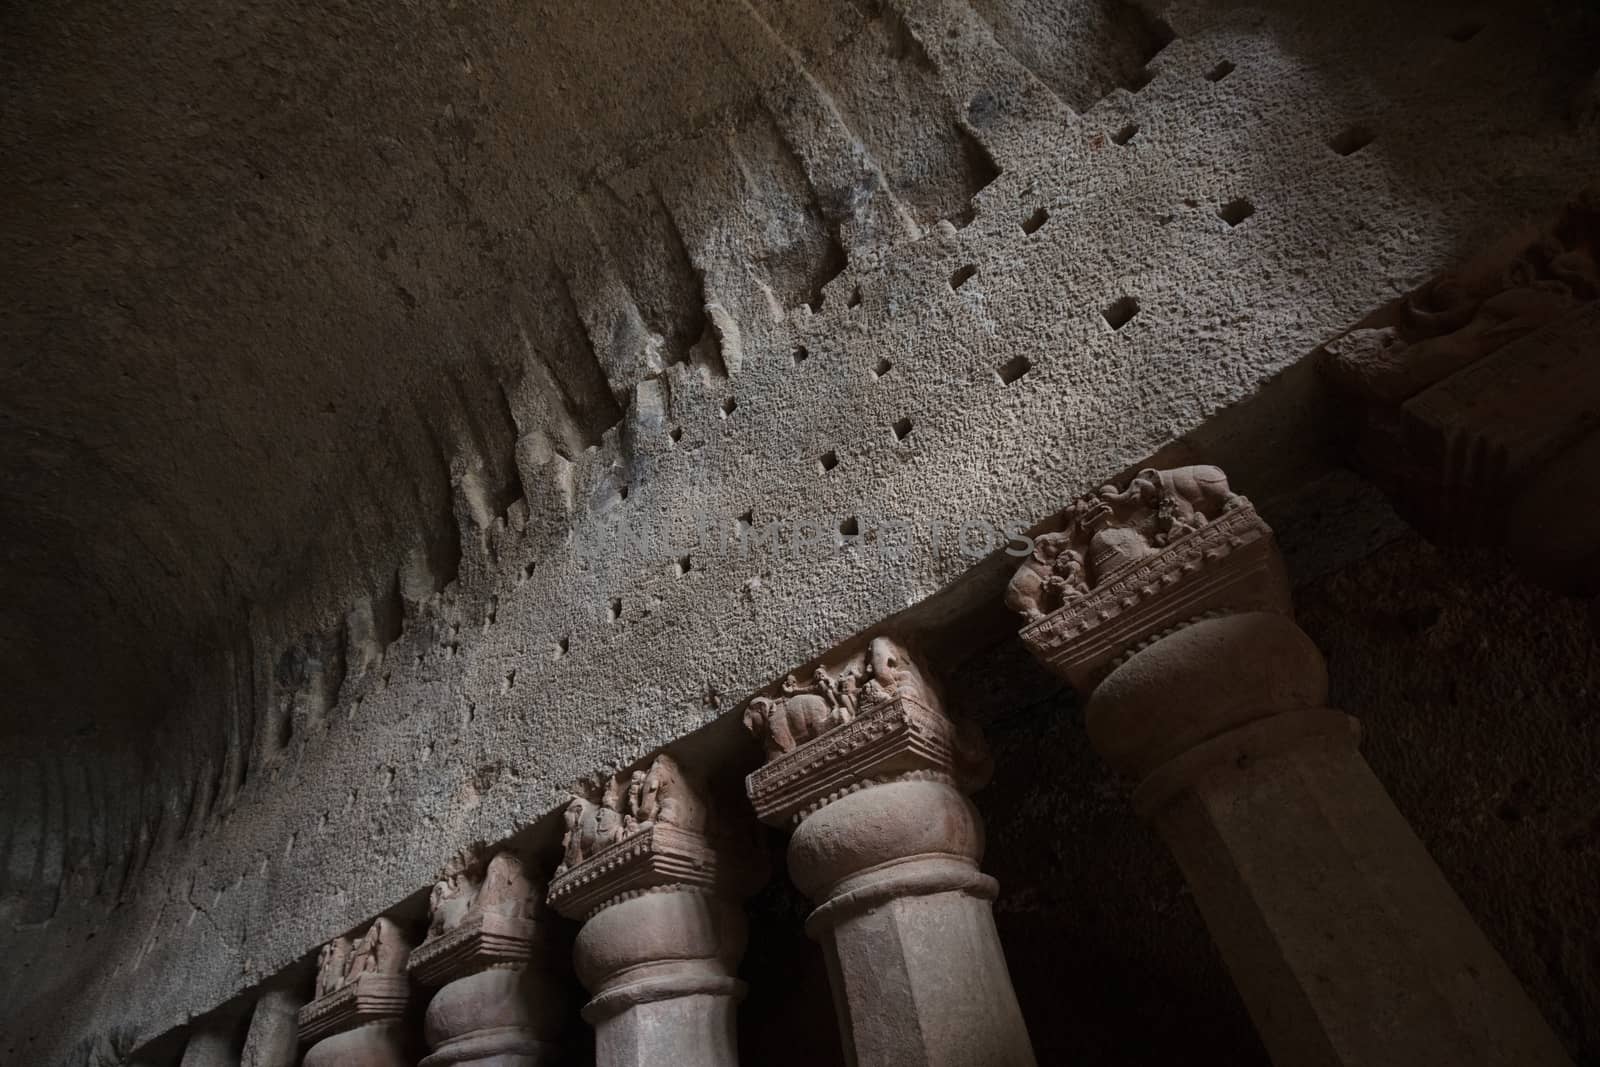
[523,23,1492,676]
[1106,12,1483,148]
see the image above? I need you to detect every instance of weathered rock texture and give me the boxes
[1,0,1596,1060]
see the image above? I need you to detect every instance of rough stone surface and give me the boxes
[2,0,1597,1060]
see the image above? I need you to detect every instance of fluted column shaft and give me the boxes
[1087,611,1571,1067]
[785,777,1034,1067]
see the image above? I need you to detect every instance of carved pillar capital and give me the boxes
[1011,465,1571,1067]
[297,917,416,1067]
[408,847,569,1066]
[743,635,1034,1067]
[1321,193,1600,595]
[548,752,764,1067]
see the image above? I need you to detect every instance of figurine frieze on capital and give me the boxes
[743,635,990,826]
[407,846,552,987]
[298,917,414,1045]
[547,752,765,920]
[1006,465,1291,690]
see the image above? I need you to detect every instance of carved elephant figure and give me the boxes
[1104,465,1239,526]
[560,796,597,872]
[1003,531,1080,621]
[743,692,836,760]
[638,753,707,833]
[476,852,537,920]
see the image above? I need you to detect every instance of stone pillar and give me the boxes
[743,636,1036,1067]
[178,1025,235,1067]
[1010,465,1572,1067]
[547,752,765,1067]
[241,988,303,1067]
[298,917,416,1066]
[408,848,570,1065]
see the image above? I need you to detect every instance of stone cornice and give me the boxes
[295,972,411,1046]
[745,693,964,826]
[405,911,547,987]
[546,822,763,920]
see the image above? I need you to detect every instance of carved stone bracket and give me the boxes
[1018,501,1288,690]
[296,972,412,1046]
[746,692,966,826]
[547,820,764,920]
[407,911,543,987]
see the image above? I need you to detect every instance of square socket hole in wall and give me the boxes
[1124,67,1154,93]
[1111,123,1140,146]
[1021,207,1049,235]
[1328,125,1374,156]
[1206,60,1235,82]
[675,554,692,577]
[1218,198,1255,227]
[872,358,893,379]
[892,417,914,441]
[720,396,738,418]
[1103,296,1140,330]
[838,516,860,538]
[818,450,839,473]
[553,637,569,659]
[792,345,809,365]
[668,425,682,443]
[950,264,977,290]
[996,354,1031,385]
[609,598,622,622]
[847,286,863,308]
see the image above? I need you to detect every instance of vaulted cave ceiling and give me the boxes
[1,0,1177,764]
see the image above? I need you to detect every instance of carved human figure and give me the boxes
[558,797,593,875]
[1007,532,1090,620]
[428,847,483,938]
[592,779,626,852]
[315,937,352,1000]
[622,769,648,833]
[836,665,861,716]
[345,917,407,978]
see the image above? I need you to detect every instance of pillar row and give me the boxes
[1010,463,1572,1067]
[743,635,1036,1067]
[548,753,766,1067]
